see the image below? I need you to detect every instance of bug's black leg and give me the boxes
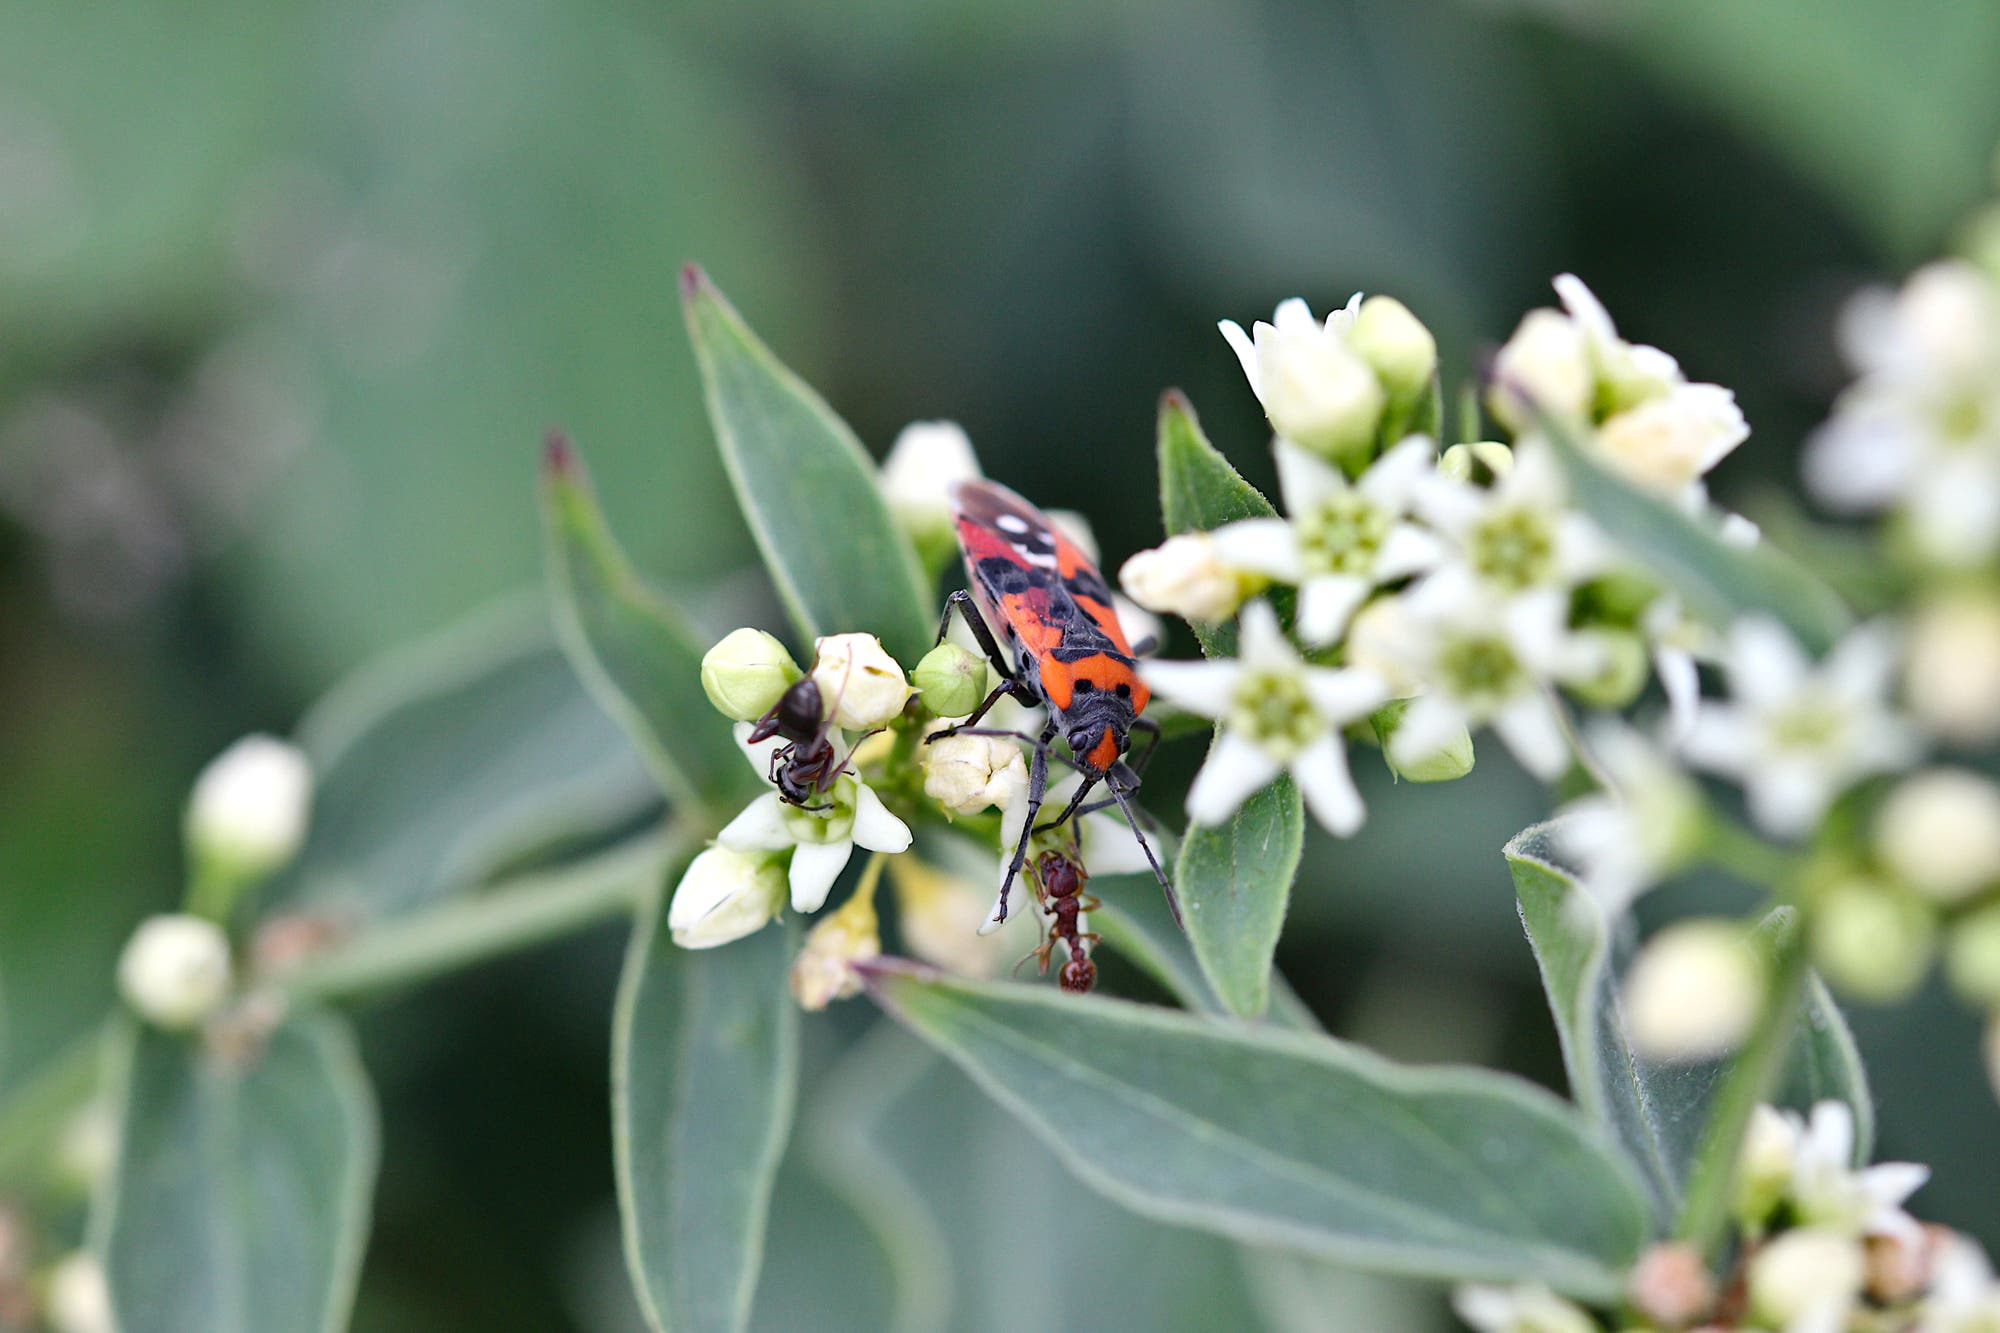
[994,722,1056,926]
[1033,774,1099,834]
[937,590,1016,681]
[1124,716,1162,781]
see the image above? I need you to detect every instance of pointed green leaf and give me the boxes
[865,966,1651,1301]
[541,436,763,814]
[95,1012,378,1333]
[265,596,659,924]
[1156,390,1281,657]
[1172,770,1305,1020]
[1544,422,1851,654]
[682,267,933,665]
[1508,821,1873,1222]
[614,895,798,1333]
[1095,875,1321,1031]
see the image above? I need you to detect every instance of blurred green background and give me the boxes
[5,1,2000,1328]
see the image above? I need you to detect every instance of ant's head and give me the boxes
[1035,850,1084,901]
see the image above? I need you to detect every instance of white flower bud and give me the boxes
[1381,702,1475,782]
[1246,315,1386,459]
[1906,591,2000,743]
[789,889,879,1010]
[700,628,803,723]
[880,421,982,544]
[1119,533,1249,624]
[889,856,1015,977]
[1437,441,1514,484]
[1895,261,2000,380]
[668,847,787,949]
[1946,903,2000,1010]
[1349,295,1437,396]
[1489,309,1592,432]
[56,1102,117,1194]
[1812,881,1935,1003]
[1749,1228,1864,1329]
[1592,384,1748,494]
[923,731,1028,817]
[912,642,989,720]
[1622,921,1763,1062]
[812,633,913,729]
[117,914,233,1029]
[185,735,312,881]
[1736,1104,1800,1229]
[1876,768,2000,903]
[45,1252,113,1333]
[1451,1283,1597,1333]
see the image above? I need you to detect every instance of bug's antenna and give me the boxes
[1107,780,1181,928]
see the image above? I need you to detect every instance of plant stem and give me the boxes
[1673,908,1812,1257]
[1702,817,1795,890]
[281,827,696,1005]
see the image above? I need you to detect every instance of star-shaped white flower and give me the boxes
[1209,436,1445,646]
[1681,618,1919,839]
[1142,601,1389,834]
[1413,441,1608,602]
[1773,1102,1930,1241]
[717,774,913,913]
[1554,722,1704,917]
[1367,572,1597,782]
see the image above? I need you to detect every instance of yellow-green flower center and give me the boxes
[1468,507,1557,593]
[1228,669,1323,760]
[1297,492,1392,577]
[781,775,857,844]
[1766,695,1848,754]
[1436,632,1526,709]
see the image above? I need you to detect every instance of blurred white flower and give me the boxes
[1553,722,1703,916]
[1906,590,2000,743]
[889,854,1019,976]
[789,884,880,1010]
[1348,294,1437,396]
[1119,531,1252,624]
[1876,768,2000,903]
[185,734,312,879]
[1208,436,1443,645]
[1592,382,1749,496]
[1450,1283,1596,1333]
[667,846,788,949]
[45,1252,113,1333]
[1219,296,1385,460]
[1738,1103,1802,1229]
[117,914,233,1030]
[1749,1227,1865,1332]
[1917,1230,2000,1333]
[811,633,912,730]
[879,420,981,545]
[1143,602,1387,834]
[1681,618,1918,839]
[1787,1101,1930,1240]
[1622,920,1763,1061]
[717,773,912,913]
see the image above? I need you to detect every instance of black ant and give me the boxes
[746,676,844,809]
[1026,849,1099,994]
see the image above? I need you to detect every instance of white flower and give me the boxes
[1219,296,1386,459]
[1682,618,1918,839]
[1876,768,2000,903]
[1553,722,1703,916]
[1786,1101,1929,1239]
[1119,532,1251,623]
[1365,573,1594,781]
[717,774,913,913]
[1348,294,1437,396]
[1489,309,1592,431]
[889,854,1021,976]
[668,846,788,948]
[923,729,1029,817]
[45,1252,114,1333]
[880,420,981,542]
[1749,1227,1865,1332]
[1916,1231,2000,1333]
[1621,919,1763,1061]
[1208,436,1444,645]
[1142,601,1388,834]
[185,734,312,878]
[1414,441,1608,601]
[1593,382,1750,495]
[811,633,912,730]
[1906,590,2000,743]
[1738,1104,1801,1228]
[789,887,880,1010]
[1451,1283,1597,1333]
[117,914,234,1029]
[1805,261,2000,568]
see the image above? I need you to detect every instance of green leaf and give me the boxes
[1172,772,1306,1020]
[614,895,798,1333]
[1507,821,1873,1221]
[264,595,659,924]
[95,1012,378,1333]
[1095,875,1321,1031]
[1544,424,1851,655]
[1156,389,1281,657]
[541,436,763,814]
[865,966,1651,1300]
[682,267,934,666]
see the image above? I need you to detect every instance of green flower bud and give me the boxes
[701,628,801,722]
[1437,441,1512,485]
[1374,699,1475,782]
[1349,295,1437,397]
[914,642,989,720]
[1812,880,1936,1003]
[1565,629,1650,710]
[1946,902,2000,1009]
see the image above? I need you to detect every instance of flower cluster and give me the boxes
[1456,1101,1996,1333]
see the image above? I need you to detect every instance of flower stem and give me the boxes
[1701,817,1795,889]
[1672,908,1812,1257]
[280,825,698,1005]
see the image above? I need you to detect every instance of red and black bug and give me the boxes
[930,478,1176,928]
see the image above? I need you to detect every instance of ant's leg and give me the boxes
[928,682,1040,741]
[993,723,1055,927]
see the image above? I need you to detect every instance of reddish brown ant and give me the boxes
[1027,849,1099,993]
